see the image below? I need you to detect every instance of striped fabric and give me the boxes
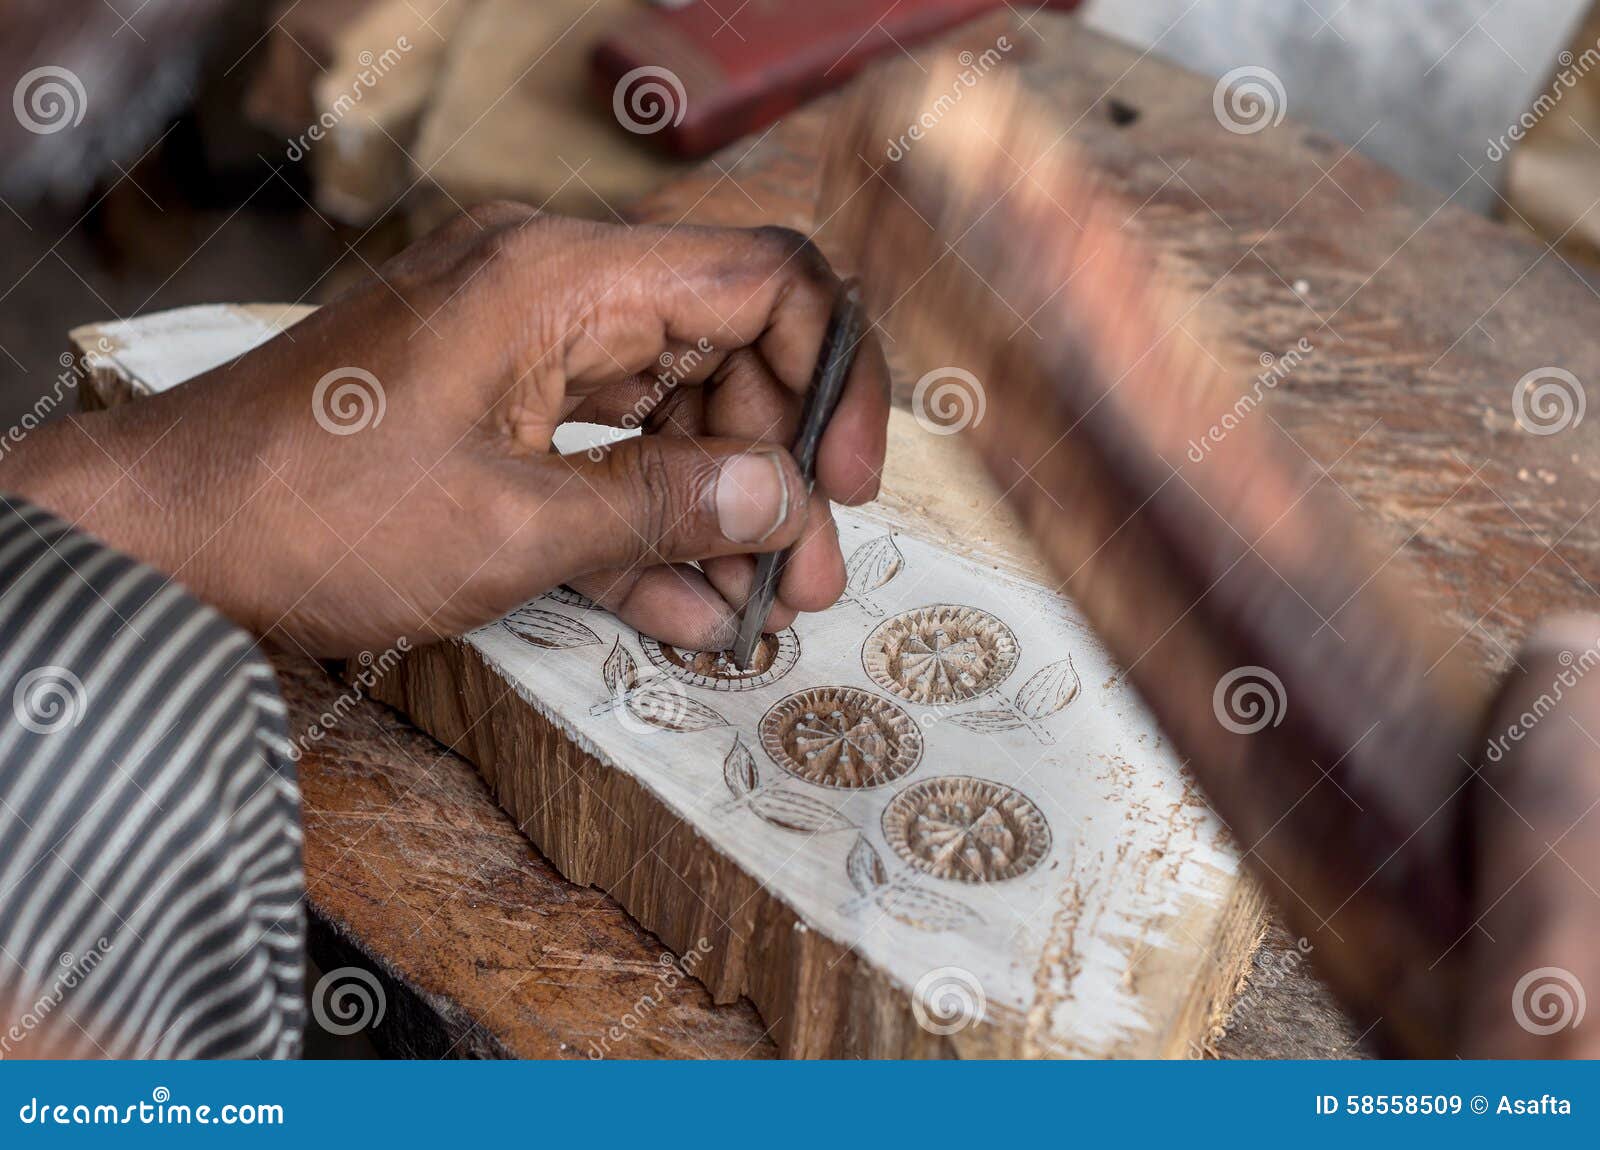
[0,495,304,1058]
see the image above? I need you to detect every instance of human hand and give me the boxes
[0,205,890,655]
[1455,615,1600,1057]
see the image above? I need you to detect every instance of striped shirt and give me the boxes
[0,495,304,1058]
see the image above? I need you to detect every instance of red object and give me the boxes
[593,0,1081,158]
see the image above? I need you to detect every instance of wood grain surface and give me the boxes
[68,6,1600,1057]
[285,650,777,1059]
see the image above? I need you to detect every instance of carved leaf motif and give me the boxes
[503,607,600,650]
[844,534,904,597]
[847,836,888,894]
[1016,655,1080,720]
[748,789,852,834]
[948,708,1027,734]
[544,584,597,608]
[723,735,760,798]
[602,638,638,695]
[624,683,727,733]
[877,884,983,931]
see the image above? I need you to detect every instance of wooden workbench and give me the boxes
[278,11,1600,1058]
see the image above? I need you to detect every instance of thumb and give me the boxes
[552,435,807,575]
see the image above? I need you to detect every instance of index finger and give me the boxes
[504,219,889,501]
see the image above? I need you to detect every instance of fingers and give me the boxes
[698,556,799,635]
[489,218,889,500]
[567,564,746,652]
[817,327,890,505]
[696,492,843,626]
[777,493,846,612]
[546,434,805,577]
[706,346,888,508]
[1461,615,1600,1056]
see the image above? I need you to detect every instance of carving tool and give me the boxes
[816,58,1498,1056]
[732,279,865,670]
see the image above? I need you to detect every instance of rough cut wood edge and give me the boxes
[1169,881,1271,1058]
[367,633,1258,1060]
[71,296,1265,1058]
[367,637,1043,1059]
[71,303,317,409]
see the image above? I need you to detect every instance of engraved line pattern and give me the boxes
[640,628,800,692]
[882,776,1051,883]
[759,687,922,790]
[863,604,1020,704]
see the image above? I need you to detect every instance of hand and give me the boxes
[0,205,890,656]
[1456,615,1600,1057]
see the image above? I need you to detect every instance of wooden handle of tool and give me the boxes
[817,58,1492,1055]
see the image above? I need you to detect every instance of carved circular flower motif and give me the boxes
[863,605,1019,704]
[759,687,922,789]
[639,629,799,692]
[882,776,1051,883]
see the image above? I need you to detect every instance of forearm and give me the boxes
[0,394,279,634]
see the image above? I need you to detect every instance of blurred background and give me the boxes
[2,0,1599,439]
[4,0,1600,1055]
